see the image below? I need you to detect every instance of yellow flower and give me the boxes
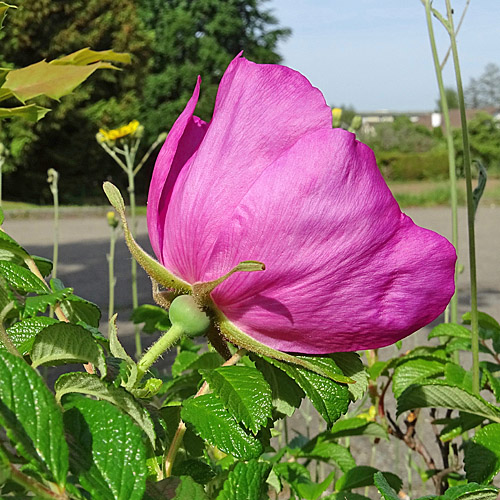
[98,120,140,142]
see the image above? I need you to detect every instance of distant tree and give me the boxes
[465,63,500,109]
[137,0,291,142]
[454,111,500,175]
[436,87,459,112]
[0,0,151,203]
[360,116,439,154]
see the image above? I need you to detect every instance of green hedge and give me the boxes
[376,150,449,181]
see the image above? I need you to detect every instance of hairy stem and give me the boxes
[136,323,184,382]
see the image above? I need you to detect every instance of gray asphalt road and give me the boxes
[3,205,499,496]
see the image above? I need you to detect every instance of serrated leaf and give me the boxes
[24,287,73,317]
[330,353,368,401]
[181,393,262,459]
[299,438,356,472]
[58,295,101,328]
[0,103,50,121]
[439,412,485,442]
[54,47,131,66]
[429,323,471,340]
[397,383,500,422]
[4,316,58,354]
[31,322,107,376]
[0,260,48,293]
[335,466,402,493]
[0,230,29,263]
[462,311,500,339]
[200,365,272,434]
[445,363,473,392]
[55,372,155,447]
[464,423,500,483]
[443,483,499,500]
[392,358,446,398]
[374,471,399,500]
[133,378,163,398]
[64,397,146,500]
[254,356,304,417]
[172,459,216,485]
[266,356,350,427]
[328,417,389,440]
[481,362,500,401]
[0,350,68,486]
[174,475,209,499]
[216,459,271,500]
[32,255,53,277]
[172,350,224,377]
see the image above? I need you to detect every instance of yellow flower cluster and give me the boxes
[98,120,140,142]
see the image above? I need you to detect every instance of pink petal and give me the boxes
[203,129,456,353]
[159,55,333,282]
[147,77,208,261]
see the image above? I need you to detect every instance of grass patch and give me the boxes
[390,178,500,208]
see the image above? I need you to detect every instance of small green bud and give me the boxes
[349,115,363,132]
[107,210,119,228]
[169,295,210,337]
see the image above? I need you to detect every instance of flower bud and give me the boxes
[169,295,210,337]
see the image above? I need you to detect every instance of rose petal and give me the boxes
[202,128,456,353]
[147,76,208,260]
[159,55,333,282]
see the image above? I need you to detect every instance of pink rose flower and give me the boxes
[147,55,456,354]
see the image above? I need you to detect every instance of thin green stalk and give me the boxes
[107,212,118,336]
[47,169,59,280]
[136,323,185,381]
[422,0,458,326]
[7,462,68,499]
[443,0,480,393]
[124,149,141,359]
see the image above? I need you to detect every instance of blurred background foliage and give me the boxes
[0,0,290,204]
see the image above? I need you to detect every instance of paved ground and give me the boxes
[3,205,500,496]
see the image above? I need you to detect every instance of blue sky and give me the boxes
[269,0,500,111]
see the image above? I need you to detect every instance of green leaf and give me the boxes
[108,314,137,388]
[397,383,500,422]
[0,230,29,263]
[299,438,356,472]
[4,316,58,354]
[392,358,446,398]
[445,363,473,392]
[0,3,16,30]
[32,256,53,277]
[428,323,471,340]
[267,356,350,427]
[24,287,73,317]
[131,304,171,333]
[31,322,107,376]
[481,362,500,401]
[174,476,209,499]
[172,350,224,377]
[323,494,370,500]
[328,417,389,440]
[181,393,262,460]
[464,423,500,483]
[442,483,499,500]
[330,353,369,401]
[216,459,271,500]
[373,471,399,500]
[64,397,146,500]
[439,412,485,442]
[254,356,304,417]
[58,296,101,328]
[335,466,402,493]
[462,311,500,339]
[55,372,156,448]
[172,459,216,485]
[200,365,272,434]
[0,260,48,293]
[53,47,131,66]
[0,350,68,486]
[0,104,50,121]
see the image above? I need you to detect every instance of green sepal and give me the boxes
[215,309,353,383]
[103,181,191,292]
